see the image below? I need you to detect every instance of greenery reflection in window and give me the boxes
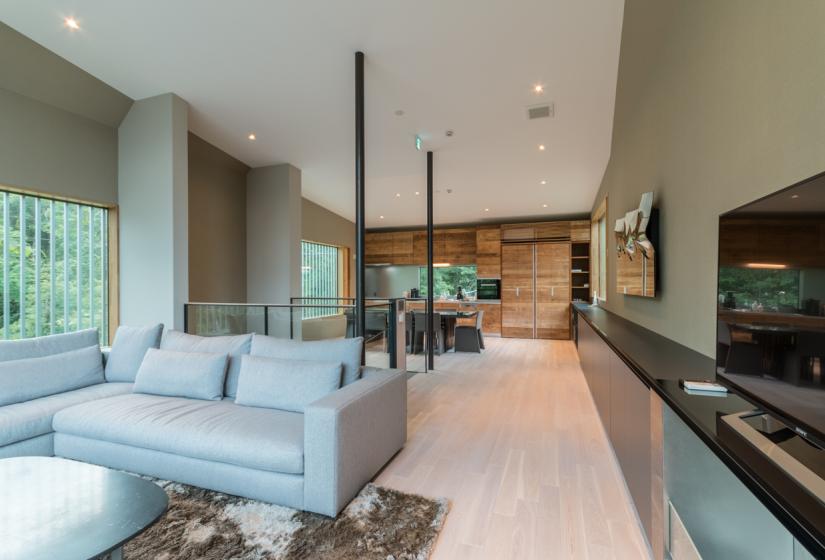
[0,191,109,342]
[718,266,799,311]
[418,266,477,298]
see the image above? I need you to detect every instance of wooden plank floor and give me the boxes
[375,336,651,559]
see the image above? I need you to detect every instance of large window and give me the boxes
[0,190,109,342]
[301,240,341,318]
[719,267,800,311]
[418,265,477,299]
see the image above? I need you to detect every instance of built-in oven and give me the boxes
[476,278,501,300]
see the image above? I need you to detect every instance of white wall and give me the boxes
[0,88,119,204]
[118,93,189,329]
[246,164,302,304]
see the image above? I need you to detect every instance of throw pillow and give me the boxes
[249,335,363,386]
[234,355,343,413]
[161,331,252,399]
[104,324,164,382]
[133,348,228,401]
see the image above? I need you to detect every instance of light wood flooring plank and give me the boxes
[374,337,651,559]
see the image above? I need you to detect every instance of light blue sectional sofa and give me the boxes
[0,327,407,517]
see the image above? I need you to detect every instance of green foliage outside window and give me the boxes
[718,266,799,311]
[0,191,108,342]
[418,266,477,298]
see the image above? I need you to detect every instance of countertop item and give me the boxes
[572,303,825,557]
[0,456,168,560]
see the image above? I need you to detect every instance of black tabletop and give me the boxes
[573,303,825,557]
[0,457,168,560]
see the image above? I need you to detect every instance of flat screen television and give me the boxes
[717,171,825,448]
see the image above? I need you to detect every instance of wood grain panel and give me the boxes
[501,224,536,242]
[535,243,571,339]
[477,303,501,334]
[501,243,535,338]
[412,231,428,264]
[535,221,571,240]
[365,232,393,264]
[392,231,414,265]
[570,220,591,242]
[476,226,501,278]
[443,228,477,264]
[719,217,825,268]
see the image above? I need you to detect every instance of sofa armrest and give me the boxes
[303,368,407,516]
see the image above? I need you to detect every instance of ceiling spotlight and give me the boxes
[379,215,385,220]
[484,208,490,212]
[534,84,544,94]
[247,133,256,141]
[791,194,800,199]
[538,144,546,151]
[542,204,548,208]
[64,17,80,30]
[414,191,420,196]
[395,193,401,198]
[540,180,547,185]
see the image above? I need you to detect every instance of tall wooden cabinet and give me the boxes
[501,242,570,339]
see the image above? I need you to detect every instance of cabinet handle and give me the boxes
[516,287,520,297]
[551,286,555,297]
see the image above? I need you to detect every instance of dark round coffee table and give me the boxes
[0,456,168,560]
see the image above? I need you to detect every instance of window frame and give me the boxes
[0,184,118,343]
[591,196,608,302]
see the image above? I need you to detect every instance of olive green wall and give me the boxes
[593,0,825,357]
[188,133,249,303]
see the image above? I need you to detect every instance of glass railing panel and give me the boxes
[185,304,266,336]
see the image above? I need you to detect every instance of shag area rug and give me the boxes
[120,480,449,560]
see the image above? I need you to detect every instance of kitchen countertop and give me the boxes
[572,302,825,556]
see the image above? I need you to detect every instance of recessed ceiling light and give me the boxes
[248,133,256,141]
[534,84,544,93]
[542,204,548,208]
[379,215,385,220]
[538,144,546,151]
[414,191,420,196]
[64,17,80,30]
[395,193,401,198]
[540,180,547,185]
[484,208,490,212]
[791,194,800,199]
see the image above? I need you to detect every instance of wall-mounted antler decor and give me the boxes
[615,192,657,297]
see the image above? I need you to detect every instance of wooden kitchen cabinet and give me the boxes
[477,303,501,334]
[535,242,571,339]
[476,227,501,277]
[391,231,414,265]
[570,220,591,242]
[365,232,393,264]
[443,228,476,264]
[501,243,535,338]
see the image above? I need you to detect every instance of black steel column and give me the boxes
[355,51,366,363]
[426,151,435,370]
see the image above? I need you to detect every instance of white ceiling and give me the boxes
[0,0,624,228]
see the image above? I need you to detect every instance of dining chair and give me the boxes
[455,310,484,353]
[412,312,444,355]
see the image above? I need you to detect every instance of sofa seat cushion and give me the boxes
[0,382,133,447]
[53,393,304,474]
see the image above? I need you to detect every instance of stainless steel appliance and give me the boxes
[476,278,501,300]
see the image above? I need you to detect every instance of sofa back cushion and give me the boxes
[234,355,342,413]
[161,331,252,398]
[0,329,99,363]
[250,335,363,386]
[0,345,104,406]
[133,348,228,401]
[105,324,164,382]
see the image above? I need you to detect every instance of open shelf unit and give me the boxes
[571,242,590,303]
